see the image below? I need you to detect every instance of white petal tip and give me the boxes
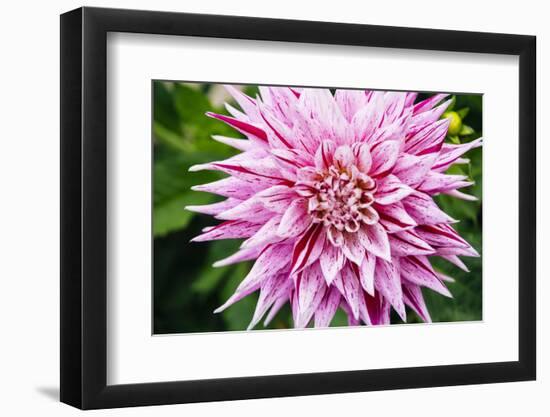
[189,164,207,172]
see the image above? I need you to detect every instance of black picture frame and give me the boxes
[60,6,536,410]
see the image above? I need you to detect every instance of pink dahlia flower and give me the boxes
[187,86,481,329]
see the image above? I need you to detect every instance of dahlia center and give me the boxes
[307,165,379,237]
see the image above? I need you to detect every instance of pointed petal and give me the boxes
[191,220,261,242]
[211,134,253,151]
[215,244,292,313]
[247,273,292,330]
[290,225,326,275]
[402,284,432,322]
[440,254,470,272]
[213,246,262,268]
[351,142,373,173]
[389,229,436,256]
[277,199,311,238]
[374,258,406,321]
[314,140,337,171]
[319,242,345,285]
[186,198,240,216]
[333,265,361,321]
[314,286,341,328]
[375,174,415,205]
[432,138,483,172]
[418,172,473,194]
[191,176,265,200]
[295,263,327,328]
[359,223,391,261]
[365,291,391,325]
[392,152,438,187]
[369,140,400,177]
[359,251,376,295]
[401,191,457,225]
[206,112,268,143]
[375,202,417,233]
[241,216,283,249]
[404,118,449,155]
[341,231,365,265]
[256,185,298,214]
[400,256,452,298]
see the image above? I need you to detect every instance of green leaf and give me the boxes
[449,135,461,144]
[457,107,470,119]
[153,192,213,237]
[446,95,456,111]
[153,122,189,153]
[459,124,475,136]
[191,240,242,294]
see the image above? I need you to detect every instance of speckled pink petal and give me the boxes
[402,192,457,225]
[191,220,262,242]
[290,224,326,275]
[358,223,391,261]
[374,258,406,321]
[402,284,432,323]
[389,229,435,256]
[369,140,400,177]
[404,118,449,155]
[277,199,311,238]
[400,256,452,298]
[314,286,341,328]
[375,175,415,205]
[319,242,345,285]
[295,263,327,328]
[375,204,415,234]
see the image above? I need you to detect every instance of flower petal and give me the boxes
[213,246,262,268]
[215,244,292,313]
[365,291,391,325]
[351,142,372,173]
[314,286,341,328]
[319,242,345,285]
[404,118,449,155]
[247,272,292,330]
[402,284,432,322]
[375,202,417,233]
[359,251,376,296]
[186,198,241,216]
[211,134,253,151]
[375,175,415,205]
[389,229,436,256]
[401,192,457,225]
[191,220,262,242]
[206,112,268,143]
[256,185,298,214]
[392,152,437,187]
[418,172,473,194]
[295,263,327,328]
[369,140,400,177]
[341,231,365,265]
[314,140,337,171]
[400,256,452,298]
[374,258,406,321]
[290,224,326,275]
[358,223,391,261]
[333,264,362,321]
[277,199,311,238]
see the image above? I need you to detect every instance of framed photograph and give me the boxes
[60,6,536,409]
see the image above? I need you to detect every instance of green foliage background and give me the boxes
[153,81,482,334]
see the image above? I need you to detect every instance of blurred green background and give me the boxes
[153,81,482,334]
